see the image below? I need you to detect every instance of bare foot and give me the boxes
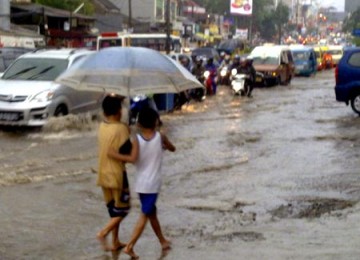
[123,246,139,259]
[96,232,110,251]
[161,240,172,251]
[110,242,127,251]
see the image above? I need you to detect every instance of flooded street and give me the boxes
[1,69,360,259]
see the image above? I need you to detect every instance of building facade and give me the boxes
[112,0,179,32]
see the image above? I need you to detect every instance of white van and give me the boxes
[249,45,295,86]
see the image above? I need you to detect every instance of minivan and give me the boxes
[290,45,317,77]
[0,47,34,72]
[249,45,295,86]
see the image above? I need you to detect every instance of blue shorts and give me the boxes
[139,193,158,215]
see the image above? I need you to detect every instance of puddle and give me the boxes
[271,198,356,219]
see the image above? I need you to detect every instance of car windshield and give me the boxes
[252,56,279,65]
[328,50,342,55]
[292,51,310,61]
[2,58,68,81]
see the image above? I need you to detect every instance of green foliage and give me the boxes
[273,1,289,26]
[34,0,94,15]
[259,14,276,41]
[343,7,360,32]
[353,37,360,47]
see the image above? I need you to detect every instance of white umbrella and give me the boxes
[55,47,204,96]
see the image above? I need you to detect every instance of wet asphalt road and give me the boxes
[1,69,360,260]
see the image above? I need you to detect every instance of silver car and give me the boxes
[0,48,105,126]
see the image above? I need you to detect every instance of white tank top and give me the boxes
[135,131,163,193]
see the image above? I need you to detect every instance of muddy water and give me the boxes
[1,69,360,259]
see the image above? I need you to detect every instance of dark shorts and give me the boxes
[139,193,158,215]
[102,171,130,218]
[107,199,130,218]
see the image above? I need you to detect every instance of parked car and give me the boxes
[335,47,360,115]
[0,48,105,126]
[290,45,317,77]
[0,47,34,72]
[248,44,295,86]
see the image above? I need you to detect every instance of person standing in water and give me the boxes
[109,107,176,259]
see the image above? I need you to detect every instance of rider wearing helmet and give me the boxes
[204,57,218,95]
[219,51,226,65]
[236,56,256,97]
[231,55,241,71]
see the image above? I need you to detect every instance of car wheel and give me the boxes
[351,94,360,115]
[54,104,68,117]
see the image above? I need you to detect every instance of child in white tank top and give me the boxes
[109,107,176,259]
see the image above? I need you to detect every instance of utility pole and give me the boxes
[0,0,10,31]
[165,0,171,54]
[128,0,132,31]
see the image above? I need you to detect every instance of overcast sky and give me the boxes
[318,0,345,11]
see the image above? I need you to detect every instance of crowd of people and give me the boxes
[178,51,257,100]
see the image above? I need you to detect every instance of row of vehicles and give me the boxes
[0,32,183,127]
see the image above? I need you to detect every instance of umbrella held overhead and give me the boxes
[55,47,204,97]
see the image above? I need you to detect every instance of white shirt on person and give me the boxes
[135,131,163,193]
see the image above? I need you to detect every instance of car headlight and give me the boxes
[30,90,54,103]
[204,71,210,78]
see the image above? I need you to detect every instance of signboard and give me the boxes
[230,0,253,15]
[235,28,248,40]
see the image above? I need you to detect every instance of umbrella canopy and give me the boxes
[55,47,204,96]
[218,39,244,53]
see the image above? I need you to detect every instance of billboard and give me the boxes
[230,0,253,15]
[235,28,248,40]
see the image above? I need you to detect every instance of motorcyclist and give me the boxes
[190,56,206,101]
[175,55,192,109]
[218,54,232,85]
[219,51,226,65]
[235,57,256,97]
[179,55,192,72]
[245,57,256,97]
[191,56,205,80]
[230,54,241,71]
[219,54,232,70]
[204,57,218,95]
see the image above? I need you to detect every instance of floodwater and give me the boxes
[1,69,360,259]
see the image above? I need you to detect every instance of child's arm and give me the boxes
[161,133,176,152]
[108,136,139,163]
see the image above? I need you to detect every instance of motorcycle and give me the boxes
[190,74,206,102]
[218,65,231,86]
[129,95,157,124]
[231,68,249,96]
[204,70,217,95]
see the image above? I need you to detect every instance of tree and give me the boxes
[272,1,290,44]
[343,7,360,33]
[33,0,94,15]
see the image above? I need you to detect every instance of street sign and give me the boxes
[352,29,360,37]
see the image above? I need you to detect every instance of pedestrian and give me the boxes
[96,94,132,251]
[109,107,176,259]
